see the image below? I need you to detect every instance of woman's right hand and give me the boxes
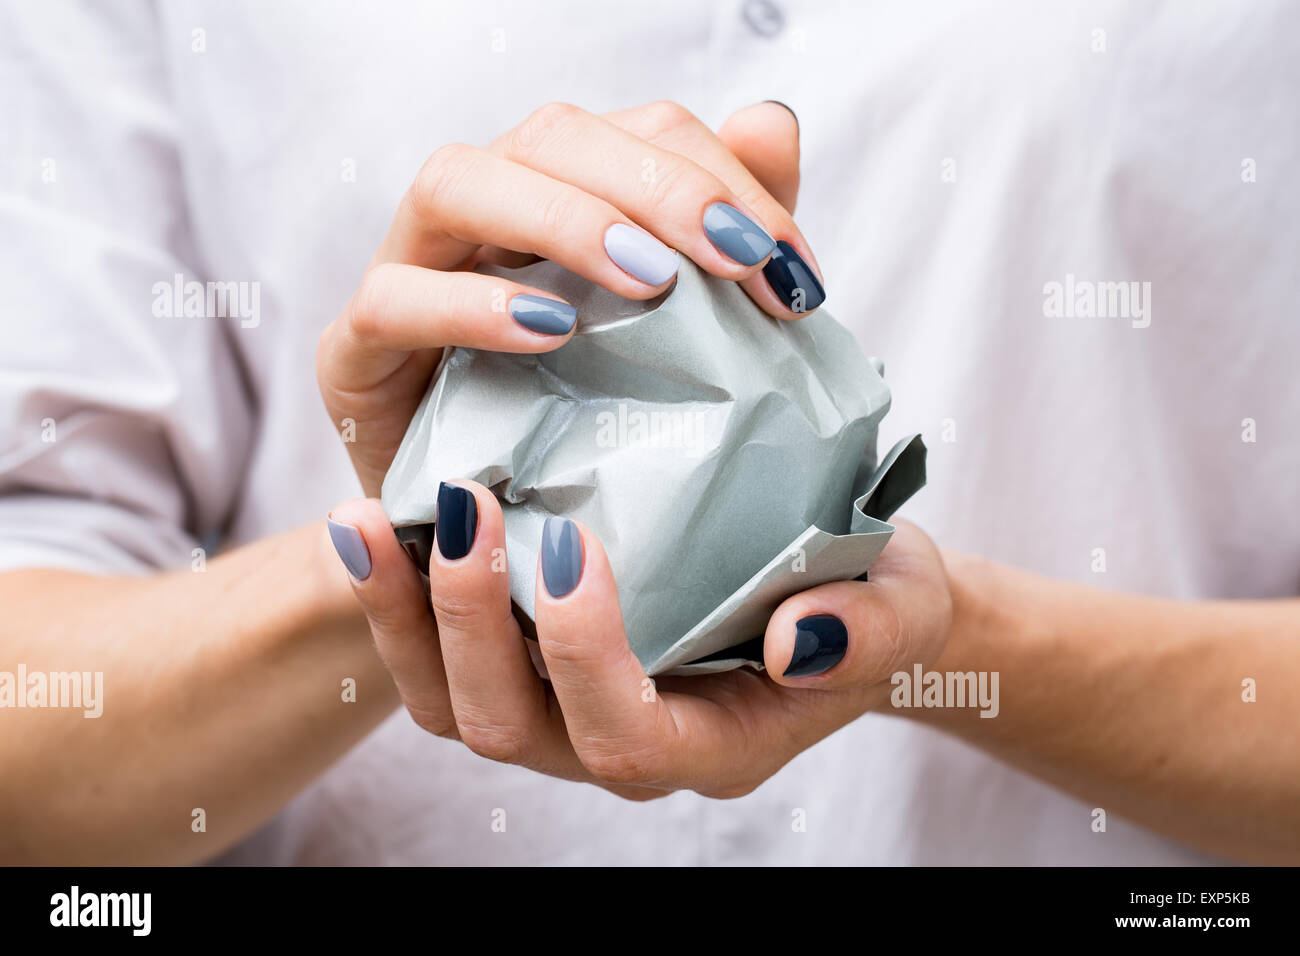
[316,99,823,499]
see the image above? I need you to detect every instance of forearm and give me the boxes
[917,551,1300,863]
[0,522,397,864]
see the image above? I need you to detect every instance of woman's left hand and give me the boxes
[328,483,951,800]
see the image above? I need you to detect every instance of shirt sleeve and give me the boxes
[0,1,254,575]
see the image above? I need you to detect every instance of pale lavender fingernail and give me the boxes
[603,223,679,286]
[327,517,371,582]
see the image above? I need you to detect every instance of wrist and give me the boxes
[900,549,1044,729]
[937,549,1007,670]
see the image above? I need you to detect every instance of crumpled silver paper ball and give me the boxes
[383,259,925,675]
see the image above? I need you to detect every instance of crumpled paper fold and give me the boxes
[382,259,925,675]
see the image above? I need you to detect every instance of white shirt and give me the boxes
[3,0,1296,864]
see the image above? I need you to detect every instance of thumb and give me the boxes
[717,100,800,213]
[763,524,953,690]
[326,498,453,733]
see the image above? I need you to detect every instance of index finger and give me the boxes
[488,103,776,283]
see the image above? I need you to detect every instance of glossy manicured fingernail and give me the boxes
[783,614,847,677]
[763,239,826,313]
[327,517,371,582]
[604,223,679,286]
[540,516,583,598]
[436,482,478,561]
[509,294,577,336]
[703,202,776,266]
[394,523,435,575]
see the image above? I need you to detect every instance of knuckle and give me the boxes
[457,721,532,764]
[434,275,479,325]
[638,155,694,213]
[362,596,435,645]
[410,142,478,217]
[533,188,583,239]
[638,100,696,139]
[579,742,666,786]
[863,592,908,679]
[405,703,458,740]
[510,101,582,159]
[735,184,794,232]
[429,589,490,631]
[348,263,400,338]
[536,630,603,668]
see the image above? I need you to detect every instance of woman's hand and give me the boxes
[317,100,823,498]
[319,99,886,799]
[326,485,951,800]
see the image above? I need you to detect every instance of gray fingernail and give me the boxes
[540,516,583,598]
[327,517,372,582]
[603,223,679,286]
[509,294,577,336]
[702,202,776,266]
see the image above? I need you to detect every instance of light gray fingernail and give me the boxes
[603,223,679,286]
[702,202,776,266]
[327,517,372,582]
[509,294,577,335]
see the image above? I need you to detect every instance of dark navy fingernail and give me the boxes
[436,482,478,561]
[540,516,583,598]
[509,294,577,336]
[703,202,776,266]
[762,239,826,313]
[783,614,848,677]
[327,517,372,582]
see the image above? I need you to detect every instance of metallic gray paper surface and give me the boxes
[382,258,925,675]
